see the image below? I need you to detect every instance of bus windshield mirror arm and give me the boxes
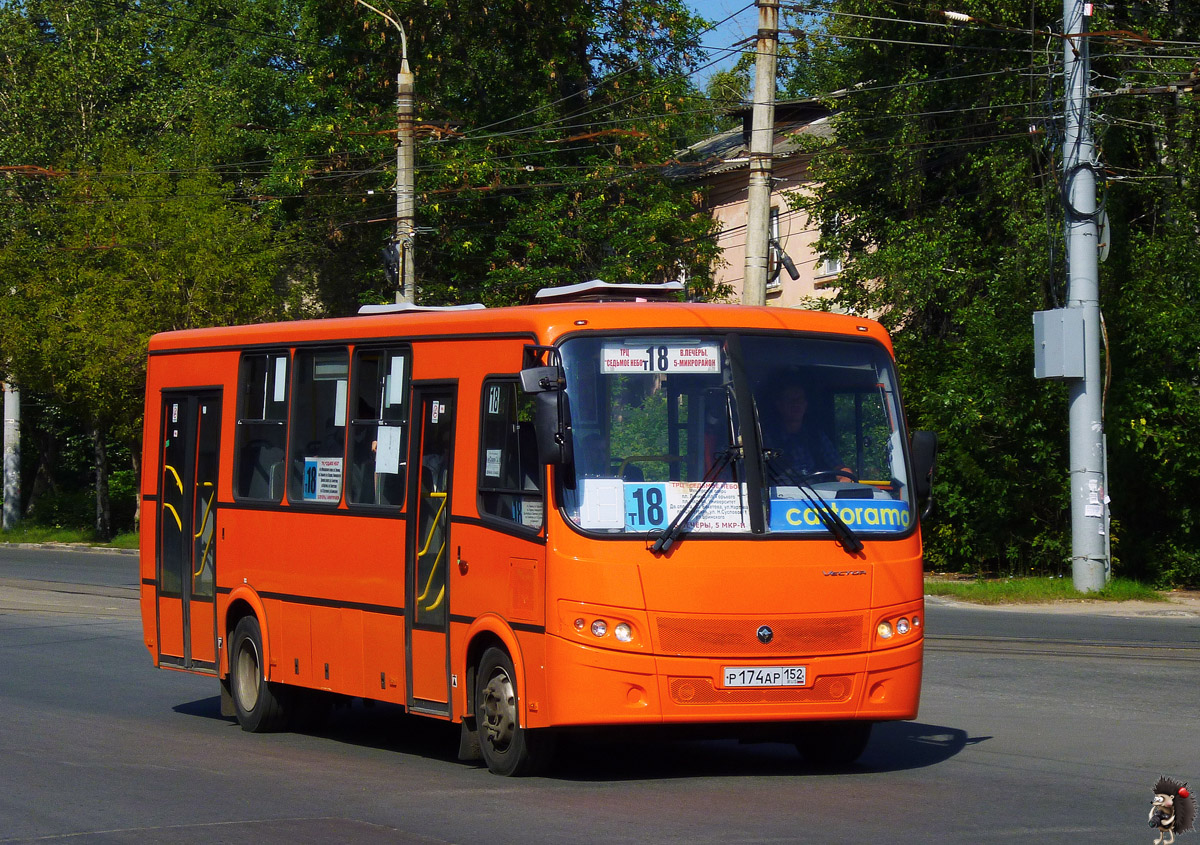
[766,459,865,555]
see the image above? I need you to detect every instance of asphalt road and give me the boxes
[1,546,1197,844]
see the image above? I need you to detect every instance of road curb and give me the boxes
[925,593,1200,617]
[1,542,138,556]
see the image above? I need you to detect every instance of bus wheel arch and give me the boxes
[461,616,526,723]
[223,588,270,679]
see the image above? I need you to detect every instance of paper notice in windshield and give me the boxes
[600,342,721,374]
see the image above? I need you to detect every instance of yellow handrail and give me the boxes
[416,492,448,609]
[423,584,446,612]
[193,484,216,579]
[417,541,446,604]
[416,492,447,556]
[164,465,183,495]
[162,502,182,531]
[193,483,214,539]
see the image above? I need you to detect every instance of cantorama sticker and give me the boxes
[769,500,911,533]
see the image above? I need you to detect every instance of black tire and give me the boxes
[229,615,290,732]
[475,647,553,776]
[795,720,873,768]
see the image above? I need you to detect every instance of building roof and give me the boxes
[670,98,835,179]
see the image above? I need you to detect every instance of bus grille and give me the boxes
[654,613,866,657]
[668,675,855,705]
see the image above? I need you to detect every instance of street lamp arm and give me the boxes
[354,0,410,72]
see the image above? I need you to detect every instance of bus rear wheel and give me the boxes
[230,615,290,732]
[795,720,873,768]
[475,647,552,776]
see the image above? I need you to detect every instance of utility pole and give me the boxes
[357,0,415,305]
[3,381,18,531]
[396,49,415,305]
[1061,0,1108,591]
[743,0,779,307]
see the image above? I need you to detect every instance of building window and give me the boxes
[819,254,843,277]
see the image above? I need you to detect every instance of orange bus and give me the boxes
[140,281,936,775]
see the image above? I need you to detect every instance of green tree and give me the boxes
[268,0,725,308]
[0,0,300,535]
[1,0,729,533]
[788,0,1200,584]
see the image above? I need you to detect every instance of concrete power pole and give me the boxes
[3,381,18,531]
[743,0,779,307]
[1061,0,1108,591]
[396,53,416,305]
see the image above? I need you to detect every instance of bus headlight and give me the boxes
[874,607,923,647]
[559,602,647,651]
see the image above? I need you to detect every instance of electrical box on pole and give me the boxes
[1033,309,1085,380]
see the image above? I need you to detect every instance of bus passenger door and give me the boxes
[406,386,455,716]
[156,391,221,673]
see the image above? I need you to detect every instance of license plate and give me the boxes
[722,665,807,688]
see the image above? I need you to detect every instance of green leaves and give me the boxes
[788,0,1200,584]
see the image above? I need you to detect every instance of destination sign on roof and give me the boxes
[600,342,721,374]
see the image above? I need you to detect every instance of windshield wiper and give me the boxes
[765,458,864,555]
[650,446,740,555]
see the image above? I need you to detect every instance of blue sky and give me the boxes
[684,0,757,81]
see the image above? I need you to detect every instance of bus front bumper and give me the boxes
[537,634,922,728]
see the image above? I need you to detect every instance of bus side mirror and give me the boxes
[532,392,573,469]
[911,430,937,518]
[521,366,573,469]
[520,366,561,393]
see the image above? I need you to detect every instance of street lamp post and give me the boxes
[356,0,416,305]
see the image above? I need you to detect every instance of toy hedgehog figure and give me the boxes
[1149,776,1196,845]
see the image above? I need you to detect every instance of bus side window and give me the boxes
[347,347,409,508]
[234,351,289,502]
[478,380,544,530]
[287,348,349,505]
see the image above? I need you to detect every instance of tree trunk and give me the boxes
[91,419,111,540]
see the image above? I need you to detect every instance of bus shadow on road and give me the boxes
[174,696,981,780]
[545,721,981,781]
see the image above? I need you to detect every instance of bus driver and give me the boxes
[765,381,854,481]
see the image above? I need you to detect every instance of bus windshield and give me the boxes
[560,332,915,539]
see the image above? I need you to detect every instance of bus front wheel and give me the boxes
[230,615,290,732]
[475,647,553,776]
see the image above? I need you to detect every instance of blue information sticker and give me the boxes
[303,458,319,500]
[624,483,668,531]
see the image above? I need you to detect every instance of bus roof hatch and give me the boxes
[533,279,684,304]
[357,302,486,315]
